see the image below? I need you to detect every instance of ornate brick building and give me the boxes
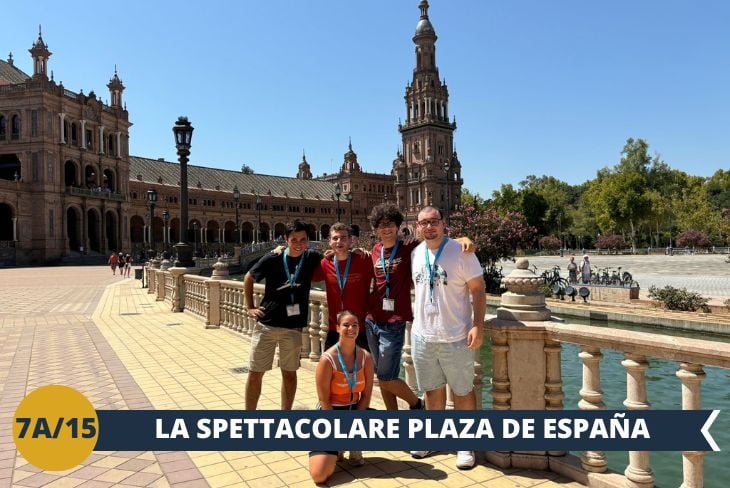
[0,1,461,265]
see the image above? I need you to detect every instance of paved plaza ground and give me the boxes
[0,265,586,488]
[501,253,730,305]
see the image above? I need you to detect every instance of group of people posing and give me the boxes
[108,252,133,277]
[242,203,486,483]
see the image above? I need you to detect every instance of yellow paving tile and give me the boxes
[206,470,245,487]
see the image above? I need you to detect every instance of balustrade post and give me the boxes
[676,362,707,488]
[308,301,322,361]
[319,303,329,357]
[490,330,511,410]
[578,346,607,473]
[622,353,655,488]
[206,280,220,329]
[544,339,564,457]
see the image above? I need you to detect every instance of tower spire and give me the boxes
[29,25,52,80]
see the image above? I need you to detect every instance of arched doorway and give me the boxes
[84,165,97,188]
[274,223,287,240]
[206,220,220,244]
[151,216,164,252]
[169,217,180,245]
[259,222,270,242]
[320,224,330,240]
[66,206,81,251]
[130,215,144,246]
[306,224,316,241]
[105,210,118,252]
[0,154,21,181]
[0,203,14,240]
[87,208,101,252]
[102,168,115,192]
[64,160,78,187]
[224,221,236,243]
[242,222,253,243]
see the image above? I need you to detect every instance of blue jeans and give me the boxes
[365,320,406,381]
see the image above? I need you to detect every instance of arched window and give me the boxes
[107,134,115,156]
[70,123,78,146]
[11,115,20,140]
[0,116,5,140]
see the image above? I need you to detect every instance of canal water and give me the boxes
[478,316,729,488]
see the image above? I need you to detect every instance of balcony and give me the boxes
[66,186,126,202]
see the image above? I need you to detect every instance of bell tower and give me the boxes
[395,0,462,222]
[28,26,51,80]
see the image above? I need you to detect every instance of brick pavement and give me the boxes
[0,266,584,487]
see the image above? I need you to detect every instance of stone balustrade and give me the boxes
[146,258,729,488]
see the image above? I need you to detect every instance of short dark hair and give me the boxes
[417,206,443,221]
[369,203,404,229]
[330,222,351,236]
[285,220,308,238]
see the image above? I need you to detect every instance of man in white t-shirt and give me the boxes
[409,206,486,470]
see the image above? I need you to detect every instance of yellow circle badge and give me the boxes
[13,385,98,471]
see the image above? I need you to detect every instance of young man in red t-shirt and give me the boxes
[314,222,374,351]
[366,204,474,411]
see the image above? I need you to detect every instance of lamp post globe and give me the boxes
[172,117,194,267]
[233,185,241,245]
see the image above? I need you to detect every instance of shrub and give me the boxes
[596,234,627,250]
[675,230,711,248]
[539,235,561,251]
[648,285,710,313]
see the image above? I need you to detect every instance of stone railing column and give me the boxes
[485,258,556,470]
[622,354,655,488]
[544,339,564,457]
[308,301,322,361]
[676,362,706,488]
[319,303,329,357]
[155,270,165,301]
[206,280,221,329]
[578,346,607,473]
[147,261,160,295]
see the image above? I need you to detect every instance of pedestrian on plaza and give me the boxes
[243,220,322,410]
[314,223,374,351]
[308,310,374,483]
[579,254,591,284]
[409,206,486,470]
[365,203,475,411]
[108,252,119,275]
[567,255,578,284]
[123,254,133,278]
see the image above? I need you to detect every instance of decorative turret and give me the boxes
[28,26,51,80]
[341,138,361,173]
[107,66,125,108]
[297,151,312,179]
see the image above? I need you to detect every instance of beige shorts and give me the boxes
[249,323,303,372]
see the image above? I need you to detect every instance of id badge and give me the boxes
[425,301,439,316]
[286,304,301,317]
[382,298,395,311]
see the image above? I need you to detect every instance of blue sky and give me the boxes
[7,1,729,196]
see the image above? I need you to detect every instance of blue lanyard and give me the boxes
[283,248,304,303]
[380,240,401,298]
[425,237,448,302]
[334,252,352,307]
[335,344,358,403]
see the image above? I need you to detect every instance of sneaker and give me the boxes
[410,397,424,410]
[456,450,476,470]
[348,450,365,466]
[410,450,435,459]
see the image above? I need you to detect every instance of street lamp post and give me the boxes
[444,159,451,226]
[162,209,170,252]
[193,221,199,256]
[146,188,157,258]
[346,192,353,226]
[172,116,194,267]
[334,183,341,222]
[233,185,240,245]
[255,195,262,244]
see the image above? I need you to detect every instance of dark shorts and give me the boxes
[309,404,358,457]
[365,319,406,381]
